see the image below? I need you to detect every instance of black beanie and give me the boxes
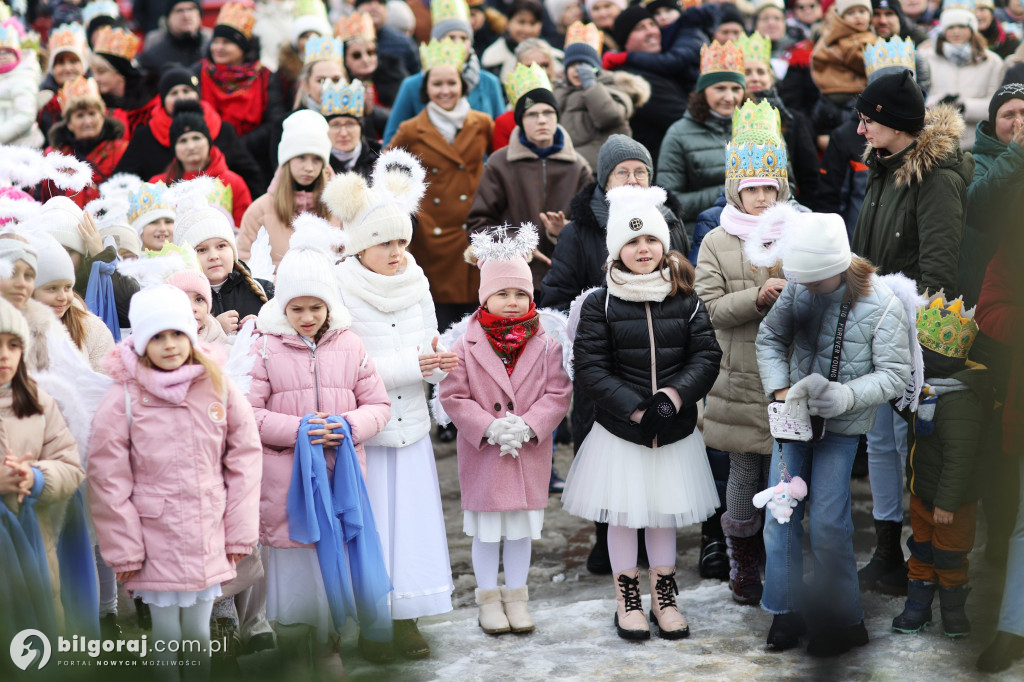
[97,53,138,80]
[514,88,559,128]
[167,0,201,18]
[988,82,1024,126]
[612,5,654,49]
[159,66,200,107]
[213,23,251,54]
[856,69,925,133]
[871,0,904,13]
[717,2,748,28]
[169,99,211,146]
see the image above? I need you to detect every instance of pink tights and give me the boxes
[607,525,677,573]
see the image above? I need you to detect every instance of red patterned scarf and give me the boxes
[477,303,540,376]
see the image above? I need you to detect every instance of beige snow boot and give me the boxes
[648,566,690,639]
[476,588,511,634]
[501,585,535,633]
[614,568,650,640]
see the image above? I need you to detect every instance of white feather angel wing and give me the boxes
[247,226,274,280]
[429,312,474,427]
[223,318,258,396]
[537,307,572,377]
[878,273,928,412]
[566,287,602,380]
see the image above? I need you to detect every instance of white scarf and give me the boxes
[941,41,974,67]
[337,251,431,313]
[605,264,674,303]
[426,98,471,144]
[331,141,362,170]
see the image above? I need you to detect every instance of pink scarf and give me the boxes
[719,204,783,242]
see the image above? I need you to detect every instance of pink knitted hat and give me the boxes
[166,269,212,310]
[471,224,539,305]
[479,258,534,304]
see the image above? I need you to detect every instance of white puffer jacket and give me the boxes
[336,253,446,448]
[0,54,44,148]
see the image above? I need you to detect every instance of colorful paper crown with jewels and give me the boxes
[700,40,745,76]
[304,35,343,64]
[432,0,471,26]
[863,36,916,79]
[128,181,175,233]
[49,22,86,56]
[57,76,103,112]
[725,100,787,182]
[145,241,203,273]
[419,37,468,71]
[335,12,376,43]
[82,0,119,28]
[736,32,771,67]
[321,78,365,118]
[208,179,234,221]
[0,23,18,52]
[916,294,979,359]
[564,21,603,53]
[217,2,256,39]
[93,26,140,61]
[504,62,552,107]
[943,0,976,11]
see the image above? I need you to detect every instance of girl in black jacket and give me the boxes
[562,185,722,642]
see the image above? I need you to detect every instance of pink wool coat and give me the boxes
[246,299,391,549]
[87,341,263,593]
[439,317,572,512]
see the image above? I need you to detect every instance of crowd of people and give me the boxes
[0,0,1023,678]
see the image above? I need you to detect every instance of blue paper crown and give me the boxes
[304,35,343,63]
[128,181,174,228]
[321,78,366,119]
[863,36,916,79]
[725,142,788,181]
[82,0,119,27]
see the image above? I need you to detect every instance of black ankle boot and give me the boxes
[977,631,1024,673]
[939,584,971,638]
[766,612,806,651]
[699,510,729,581]
[586,522,612,575]
[859,519,906,591]
[134,598,151,631]
[807,620,869,657]
[892,580,935,633]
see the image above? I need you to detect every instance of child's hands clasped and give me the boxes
[419,336,459,377]
[485,413,534,457]
[1,450,35,503]
[309,412,346,449]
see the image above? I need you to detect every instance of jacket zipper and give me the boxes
[311,345,321,412]
[645,302,658,449]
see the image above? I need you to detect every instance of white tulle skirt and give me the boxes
[136,584,222,608]
[561,423,720,529]
[264,547,332,643]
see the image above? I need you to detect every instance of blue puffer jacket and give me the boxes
[756,276,912,435]
[383,67,505,145]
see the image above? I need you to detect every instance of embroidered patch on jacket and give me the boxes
[208,402,226,424]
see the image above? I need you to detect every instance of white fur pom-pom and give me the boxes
[117,253,187,288]
[605,183,667,211]
[165,175,216,213]
[744,201,801,268]
[43,151,93,192]
[470,222,539,264]
[322,172,371,225]
[100,173,143,200]
[371,148,427,215]
[290,212,349,255]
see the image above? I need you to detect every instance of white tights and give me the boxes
[149,599,215,682]
[607,525,677,573]
[472,537,532,590]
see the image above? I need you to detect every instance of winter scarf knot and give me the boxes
[477,303,540,375]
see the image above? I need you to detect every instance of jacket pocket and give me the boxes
[206,487,227,554]
[132,495,164,519]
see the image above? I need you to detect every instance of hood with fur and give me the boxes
[863,104,968,187]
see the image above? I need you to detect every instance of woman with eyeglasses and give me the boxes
[320,79,381,180]
[338,11,409,141]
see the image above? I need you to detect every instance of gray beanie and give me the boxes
[596,134,654,190]
[431,18,474,41]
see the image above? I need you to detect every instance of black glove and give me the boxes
[938,94,966,115]
[639,391,677,443]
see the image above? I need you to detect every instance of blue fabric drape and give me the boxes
[57,489,99,638]
[0,496,58,644]
[287,415,393,642]
[84,261,121,342]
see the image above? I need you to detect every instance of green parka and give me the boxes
[852,104,974,296]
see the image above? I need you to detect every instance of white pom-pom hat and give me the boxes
[604,185,671,262]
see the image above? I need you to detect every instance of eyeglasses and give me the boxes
[523,110,556,121]
[613,167,649,181]
[857,113,875,126]
[329,119,361,130]
[349,49,377,59]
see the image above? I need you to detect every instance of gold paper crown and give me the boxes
[916,294,979,359]
[564,22,603,54]
[504,62,552,107]
[700,40,745,76]
[207,179,234,219]
[146,242,203,272]
[57,76,103,112]
[335,12,376,43]
[732,100,782,145]
[321,78,366,118]
[419,37,468,71]
[304,35,343,64]
[431,0,471,25]
[48,22,86,55]
[216,2,256,40]
[863,36,916,78]
[92,26,140,61]
[736,32,771,67]
[293,0,328,21]
[0,24,17,52]
[726,101,787,181]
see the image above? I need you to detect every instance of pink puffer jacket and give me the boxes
[87,340,263,593]
[246,298,391,549]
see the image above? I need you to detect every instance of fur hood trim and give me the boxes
[863,104,966,188]
[610,71,651,108]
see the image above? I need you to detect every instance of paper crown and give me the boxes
[304,35,343,63]
[916,294,979,359]
[864,36,916,78]
[321,78,365,118]
[754,0,785,10]
[432,0,471,25]
[48,22,86,54]
[129,182,173,227]
[504,62,552,107]
[216,2,256,39]
[57,76,103,112]
[145,241,203,273]
[0,3,8,23]
[82,0,119,27]
[564,21,603,53]
[736,32,771,67]
[726,100,787,182]
[943,0,976,11]
[293,0,328,21]
[419,37,468,71]
[700,40,745,76]
[0,23,18,52]
[93,25,140,60]
[335,12,376,42]
[208,178,234,218]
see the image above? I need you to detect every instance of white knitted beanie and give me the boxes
[174,207,238,260]
[604,185,671,262]
[27,232,76,287]
[99,223,142,257]
[129,285,199,355]
[38,196,87,256]
[278,110,332,167]
[834,0,872,17]
[780,213,851,284]
[0,296,30,354]
[272,214,347,315]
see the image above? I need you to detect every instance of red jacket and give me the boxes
[149,99,225,147]
[151,145,252,226]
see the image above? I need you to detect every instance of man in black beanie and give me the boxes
[850,69,974,622]
[138,1,210,75]
[871,0,928,43]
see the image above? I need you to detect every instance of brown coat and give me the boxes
[466,125,593,290]
[388,108,494,305]
[811,9,878,95]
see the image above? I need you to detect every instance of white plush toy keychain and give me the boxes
[753,459,808,524]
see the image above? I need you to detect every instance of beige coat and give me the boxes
[237,192,341,268]
[920,43,1005,150]
[80,305,116,373]
[1,388,84,628]
[694,227,776,455]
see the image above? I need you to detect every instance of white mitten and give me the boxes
[498,435,524,457]
[783,373,829,414]
[807,381,855,419]
[485,419,510,445]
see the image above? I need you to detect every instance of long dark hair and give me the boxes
[11,359,42,419]
[687,89,712,124]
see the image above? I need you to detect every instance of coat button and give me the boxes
[397,395,401,400]
[397,417,402,421]
[142,397,148,404]
[459,194,467,201]
[870,202,876,206]
[507,401,514,410]
[895,232,900,237]
[433,227,442,235]
[458,164,466,170]
[391,323,396,327]
[432,167,439,174]
[433,197,441,205]
[494,402,502,411]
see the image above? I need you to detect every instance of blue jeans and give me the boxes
[998,461,1024,637]
[866,404,908,522]
[761,432,863,626]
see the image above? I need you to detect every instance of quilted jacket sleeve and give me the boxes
[221,383,263,556]
[844,296,912,411]
[340,338,392,445]
[573,290,647,418]
[756,284,798,395]
[694,231,766,331]
[246,339,302,448]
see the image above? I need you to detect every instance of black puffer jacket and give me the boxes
[573,287,722,447]
[211,264,275,320]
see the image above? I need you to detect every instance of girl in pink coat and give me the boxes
[245,218,390,673]
[439,225,573,636]
[87,285,263,675]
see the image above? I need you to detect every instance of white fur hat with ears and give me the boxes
[604,184,671,262]
[322,148,427,257]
